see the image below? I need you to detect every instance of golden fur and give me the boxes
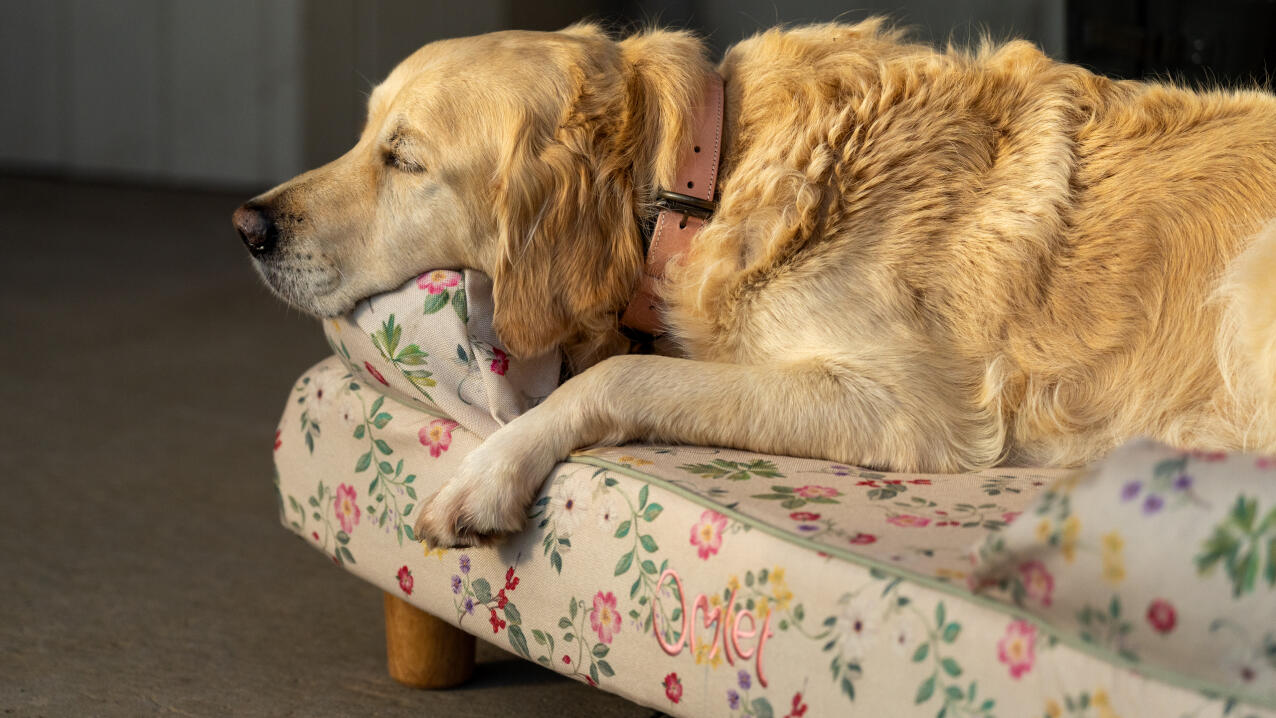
[239,20,1276,546]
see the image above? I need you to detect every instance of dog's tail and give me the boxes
[1213,220,1276,450]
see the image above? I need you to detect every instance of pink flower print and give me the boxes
[789,511,821,521]
[886,514,932,528]
[418,419,459,458]
[690,510,728,559]
[273,429,282,451]
[489,348,509,376]
[849,532,877,545]
[417,269,461,294]
[1018,561,1054,607]
[997,620,1036,679]
[794,485,840,499]
[363,361,388,386]
[663,672,683,704]
[1147,599,1177,633]
[396,566,414,595]
[590,591,622,644]
[334,483,360,533]
[1257,456,1276,470]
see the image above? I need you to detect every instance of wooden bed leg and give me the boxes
[383,591,475,688]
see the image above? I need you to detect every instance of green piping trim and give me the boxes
[567,454,1276,712]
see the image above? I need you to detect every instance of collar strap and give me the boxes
[620,72,725,335]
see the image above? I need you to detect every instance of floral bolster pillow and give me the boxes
[319,269,561,438]
[970,438,1276,705]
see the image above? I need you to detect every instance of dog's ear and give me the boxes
[490,44,642,360]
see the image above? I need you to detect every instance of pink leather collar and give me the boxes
[620,73,725,335]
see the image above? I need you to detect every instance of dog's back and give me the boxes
[674,22,1276,466]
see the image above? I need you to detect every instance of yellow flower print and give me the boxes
[1102,557,1125,583]
[1101,532,1124,554]
[1062,516,1081,542]
[1062,542,1077,563]
[710,593,723,608]
[935,567,967,581]
[757,596,771,618]
[727,575,741,592]
[423,546,447,560]
[1059,516,1081,562]
[1092,688,1122,718]
[1100,531,1125,583]
[329,319,341,333]
[1045,699,1062,718]
[1036,519,1052,543]
[616,455,653,466]
[771,567,786,583]
[693,639,723,667]
[772,584,794,611]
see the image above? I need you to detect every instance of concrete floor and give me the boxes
[0,176,656,717]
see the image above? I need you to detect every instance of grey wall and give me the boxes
[0,0,304,189]
[0,0,1063,191]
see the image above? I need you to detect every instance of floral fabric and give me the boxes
[276,356,1276,717]
[972,439,1276,707]
[319,270,560,439]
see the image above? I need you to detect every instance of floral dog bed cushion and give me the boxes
[274,271,1276,717]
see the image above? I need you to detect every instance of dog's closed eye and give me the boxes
[382,125,427,173]
[383,148,426,173]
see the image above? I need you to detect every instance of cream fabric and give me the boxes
[275,357,1275,717]
[320,269,559,438]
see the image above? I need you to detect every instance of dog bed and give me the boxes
[273,270,1276,717]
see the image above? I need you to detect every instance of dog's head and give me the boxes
[234,25,708,360]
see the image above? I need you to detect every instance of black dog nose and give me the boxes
[232,203,277,256]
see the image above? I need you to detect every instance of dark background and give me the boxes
[3,0,1272,194]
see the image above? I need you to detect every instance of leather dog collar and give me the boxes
[620,73,725,335]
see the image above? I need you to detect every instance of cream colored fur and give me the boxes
[239,20,1276,547]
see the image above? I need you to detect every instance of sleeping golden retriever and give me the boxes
[234,19,1276,547]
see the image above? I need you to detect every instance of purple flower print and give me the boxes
[828,464,852,476]
[727,690,741,709]
[459,554,471,574]
[1143,494,1165,514]
[1120,480,1142,501]
[463,597,475,614]
[1172,474,1193,491]
[796,524,819,532]
[737,670,751,690]
[451,575,462,594]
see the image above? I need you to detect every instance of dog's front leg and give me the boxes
[414,353,986,547]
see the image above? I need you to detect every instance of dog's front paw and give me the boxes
[412,430,560,549]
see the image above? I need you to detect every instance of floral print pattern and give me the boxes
[277,347,1276,717]
[590,591,622,644]
[322,271,560,439]
[417,269,460,295]
[690,510,728,559]
[998,620,1037,678]
[334,483,360,534]
[973,439,1276,706]
[418,418,457,458]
